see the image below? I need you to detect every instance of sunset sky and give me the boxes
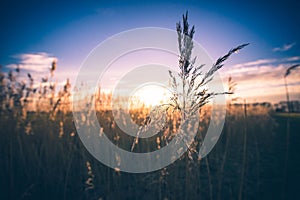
[1,0,300,103]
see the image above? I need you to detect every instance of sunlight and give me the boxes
[129,84,171,108]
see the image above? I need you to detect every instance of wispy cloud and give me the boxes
[230,58,277,69]
[282,56,300,62]
[229,56,300,70]
[272,42,296,52]
[7,52,57,73]
[221,56,300,102]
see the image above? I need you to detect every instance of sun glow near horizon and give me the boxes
[129,84,172,108]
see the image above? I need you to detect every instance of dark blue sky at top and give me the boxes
[1,0,300,69]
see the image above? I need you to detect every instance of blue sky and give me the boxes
[1,0,300,102]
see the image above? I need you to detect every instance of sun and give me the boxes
[129,84,171,108]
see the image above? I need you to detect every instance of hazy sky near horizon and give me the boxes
[1,0,300,102]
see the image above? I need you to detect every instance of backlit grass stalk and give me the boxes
[238,98,248,200]
[171,11,248,141]
[284,64,300,113]
[132,11,248,153]
[282,64,299,197]
[217,76,237,200]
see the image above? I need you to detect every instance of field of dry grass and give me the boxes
[0,92,299,199]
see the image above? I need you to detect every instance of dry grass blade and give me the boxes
[203,43,249,81]
[284,64,300,77]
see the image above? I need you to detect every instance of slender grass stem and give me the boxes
[238,99,247,200]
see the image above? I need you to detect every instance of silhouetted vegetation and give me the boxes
[0,12,299,200]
